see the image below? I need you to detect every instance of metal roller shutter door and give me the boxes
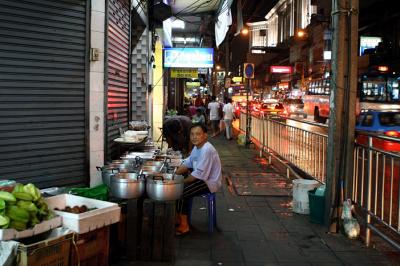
[106,0,130,160]
[0,0,89,188]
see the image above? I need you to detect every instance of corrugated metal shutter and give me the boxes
[0,0,89,188]
[107,0,130,160]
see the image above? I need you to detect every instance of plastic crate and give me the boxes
[308,188,325,224]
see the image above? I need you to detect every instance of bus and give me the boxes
[359,71,400,111]
[303,71,400,123]
[302,78,330,123]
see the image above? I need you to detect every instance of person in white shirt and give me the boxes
[207,96,221,137]
[222,98,234,140]
[174,123,222,236]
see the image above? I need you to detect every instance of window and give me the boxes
[362,114,374,127]
[356,115,364,126]
[378,113,400,126]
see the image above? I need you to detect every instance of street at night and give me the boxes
[1,0,400,265]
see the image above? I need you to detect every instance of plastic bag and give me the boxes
[237,134,246,146]
[342,199,360,239]
[343,218,360,239]
[219,119,225,132]
[68,184,109,201]
[315,185,326,196]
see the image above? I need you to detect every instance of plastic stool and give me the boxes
[187,192,217,233]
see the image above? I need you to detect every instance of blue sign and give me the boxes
[244,63,254,79]
[164,48,214,68]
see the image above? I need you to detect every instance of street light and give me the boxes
[296,29,306,39]
[241,28,249,35]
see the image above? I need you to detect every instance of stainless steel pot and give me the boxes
[96,166,131,187]
[107,162,137,170]
[110,173,145,199]
[146,173,184,201]
[111,159,132,165]
[141,165,162,172]
[143,161,164,167]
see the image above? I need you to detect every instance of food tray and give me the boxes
[0,216,62,241]
[45,194,120,233]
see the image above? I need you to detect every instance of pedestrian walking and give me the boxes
[223,98,234,140]
[194,94,203,107]
[174,123,222,236]
[207,96,221,137]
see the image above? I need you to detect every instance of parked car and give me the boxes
[356,110,400,151]
[282,98,307,118]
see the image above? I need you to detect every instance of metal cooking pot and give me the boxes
[111,159,132,165]
[146,173,184,201]
[110,173,145,199]
[141,165,162,172]
[107,162,136,170]
[96,166,131,187]
[143,160,164,167]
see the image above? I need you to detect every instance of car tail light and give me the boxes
[385,130,400,138]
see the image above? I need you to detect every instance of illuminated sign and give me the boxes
[164,48,214,68]
[185,82,201,88]
[278,82,289,90]
[359,36,382,55]
[270,66,292,74]
[232,76,243,83]
[378,65,389,72]
[171,68,198,78]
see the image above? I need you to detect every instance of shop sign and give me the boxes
[270,66,292,74]
[186,81,201,88]
[278,82,289,90]
[232,76,243,83]
[170,68,198,78]
[164,48,214,68]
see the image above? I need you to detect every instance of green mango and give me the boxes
[9,220,27,231]
[0,199,5,210]
[0,214,9,227]
[6,205,29,223]
[17,200,38,213]
[13,192,33,201]
[23,183,41,201]
[12,183,24,193]
[0,191,16,202]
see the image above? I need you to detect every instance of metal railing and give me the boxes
[239,112,327,183]
[239,111,400,249]
[353,133,400,249]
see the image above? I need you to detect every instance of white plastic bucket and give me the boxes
[292,179,320,214]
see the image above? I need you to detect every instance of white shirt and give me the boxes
[208,101,220,121]
[182,142,222,192]
[223,103,234,120]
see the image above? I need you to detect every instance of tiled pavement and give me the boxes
[112,133,399,266]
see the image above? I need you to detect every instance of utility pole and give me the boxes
[243,63,254,147]
[325,0,359,231]
[245,78,252,147]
